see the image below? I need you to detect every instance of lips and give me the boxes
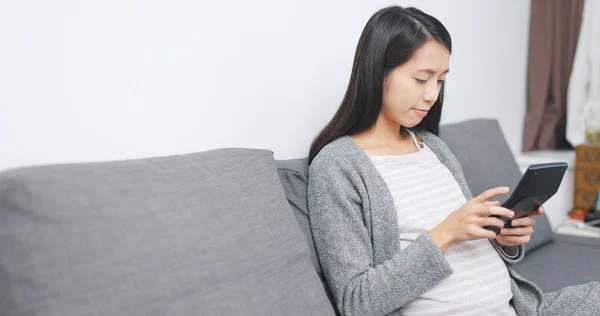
[413,108,429,117]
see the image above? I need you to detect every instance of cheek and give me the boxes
[383,78,419,111]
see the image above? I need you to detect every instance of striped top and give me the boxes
[368,129,517,316]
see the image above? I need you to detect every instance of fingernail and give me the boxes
[509,211,515,217]
[501,229,507,234]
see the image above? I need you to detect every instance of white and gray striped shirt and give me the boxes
[368,129,517,316]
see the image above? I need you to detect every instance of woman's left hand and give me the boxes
[495,205,545,247]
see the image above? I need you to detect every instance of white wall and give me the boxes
[1,0,531,171]
[0,0,396,171]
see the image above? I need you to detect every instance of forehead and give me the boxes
[406,40,450,71]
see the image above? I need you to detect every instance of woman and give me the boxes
[307,6,599,316]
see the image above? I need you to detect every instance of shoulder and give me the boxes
[310,137,355,170]
[412,128,440,144]
[308,136,366,205]
[308,136,366,182]
[413,128,454,154]
[413,128,464,168]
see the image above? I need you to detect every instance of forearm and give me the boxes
[321,234,453,316]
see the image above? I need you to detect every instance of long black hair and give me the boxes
[308,6,451,164]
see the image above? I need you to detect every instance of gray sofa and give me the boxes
[0,119,598,315]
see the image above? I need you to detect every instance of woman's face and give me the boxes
[381,40,450,128]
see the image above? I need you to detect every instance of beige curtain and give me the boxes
[523,0,585,151]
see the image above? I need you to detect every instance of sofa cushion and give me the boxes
[0,149,335,316]
[512,235,600,292]
[552,233,600,247]
[440,119,555,253]
[276,158,339,315]
[276,158,318,272]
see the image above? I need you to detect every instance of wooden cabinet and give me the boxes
[574,145,600,209]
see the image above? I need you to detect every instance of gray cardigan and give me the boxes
[307,130,589,316]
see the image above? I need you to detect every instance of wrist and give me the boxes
[429,224,454,252]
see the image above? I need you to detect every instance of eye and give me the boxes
[415,78,427,84]
[438,80,446,85]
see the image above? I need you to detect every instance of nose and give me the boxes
[422,82,440,104]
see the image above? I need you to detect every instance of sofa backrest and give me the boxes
[0,149,335,316]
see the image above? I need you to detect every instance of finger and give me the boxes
[511,217,534,227]
[474,205,514,218]
[532,207,545,216]
[474,187,510,203]
[496,235,530,246]
[484,201,501,206]
[500,227,534,236]
[468,225,497,239]
[475,216,505,229]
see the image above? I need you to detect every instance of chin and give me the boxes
[402,120,422,129]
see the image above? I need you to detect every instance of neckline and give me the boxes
[405,128,424,152]
[348,129,425,158]
[366,143,428,159]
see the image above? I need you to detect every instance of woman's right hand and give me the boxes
[428,187,515,252]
